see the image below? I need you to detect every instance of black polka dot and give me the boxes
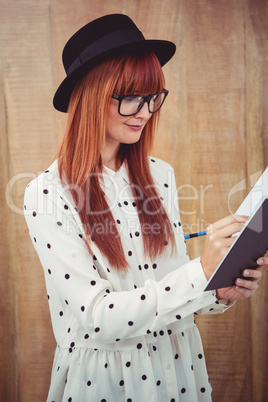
[87,380,91,386]
[59,311,63,316]
[109,304,114,309]
[91,280,96,286]
[127,399,132,402]
[144,264,149,269]
[118,202,122,207]
[126,361,131,367]
[137,343,142,349]
[165,286,171,291]
[104,363,108,368]
[34,237,36,242]
[153,346,157,351]
[164,183,168,188]
[47,243,51,249]
[32,211,36,217]
[156,380,161,386]
[152,263,157,269]
[68,328,71,333]
[43,189,49,194]
[124,201,128,206]
[168,329,172,335]
[57,221,62,226]
[119,380,124,386]
[128,251,132,256]
[68,398,72,402]
[191,364,194,370]
[94,327,100,332]
[130,233,133,238]
[44,170,49,173]
[175,354,179,359]
[176,314,181,320]
[64,204,68,210]
[84,334,89,339]
[128,321,134,326]
[132,202,136,207]
[198,354,203,359]
[135,231,140,237]
[65,274,70,279]
[70,342,75,347]
[81,306,85,312]
[181,388,186,393]
[159,330,164,336]
[141,295,146,300]
[48,269,51,274]
[116,219,121,224]
[65,300,68,305]
[93,255,97,261]
[201,387,206,393]
[142,375,147,380]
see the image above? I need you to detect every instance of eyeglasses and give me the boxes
[112,89,169,117]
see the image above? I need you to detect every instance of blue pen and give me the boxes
[184,230,207,240]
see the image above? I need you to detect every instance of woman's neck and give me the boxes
[101,144,122,172]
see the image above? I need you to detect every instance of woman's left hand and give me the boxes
[216,256,268,303]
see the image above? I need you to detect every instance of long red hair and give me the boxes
[57,52,176,270]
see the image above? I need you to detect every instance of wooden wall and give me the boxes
[1,0,267,401]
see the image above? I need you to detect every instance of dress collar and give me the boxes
[101,162,130,190]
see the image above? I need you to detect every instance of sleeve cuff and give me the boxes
[186,256,208,291]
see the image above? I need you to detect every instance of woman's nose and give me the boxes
[134,102,151,119]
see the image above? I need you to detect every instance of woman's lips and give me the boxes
[126,124,143,131]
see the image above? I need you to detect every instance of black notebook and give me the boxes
[205,167,268,291]
[205,198,268,290]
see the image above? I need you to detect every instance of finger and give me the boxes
[209,215,248,232]
[218,222,246,238]
[234,286,254,298]
[243,268,262,282]
[257,256,268,266]
[236,277,259,290]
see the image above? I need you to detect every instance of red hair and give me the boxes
[57,52,176,270]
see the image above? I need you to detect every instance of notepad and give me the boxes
[205,168,268,291]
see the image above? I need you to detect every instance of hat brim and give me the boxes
[53,39,176,113]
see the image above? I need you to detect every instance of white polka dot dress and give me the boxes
[24,157,232,402]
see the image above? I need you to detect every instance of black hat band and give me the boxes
[67,28,145,75]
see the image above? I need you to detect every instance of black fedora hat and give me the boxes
[53,14,176,112]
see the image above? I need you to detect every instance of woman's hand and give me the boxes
[200,214,248,280]
[216,258,267,302]
[200,214,267,303]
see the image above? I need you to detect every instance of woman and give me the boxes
[24,14,266,402]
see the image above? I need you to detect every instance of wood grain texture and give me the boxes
[0,0,267,401]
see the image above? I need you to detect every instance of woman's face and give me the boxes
[105,97,152,150]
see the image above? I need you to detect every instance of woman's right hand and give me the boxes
[200,215,248,280]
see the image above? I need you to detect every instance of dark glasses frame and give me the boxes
[112,89,169,117]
